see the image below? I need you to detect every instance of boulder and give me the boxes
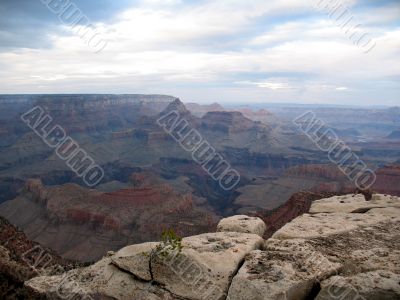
[217,215,267,237]
[111,242,157,281]
[152,231,264,300]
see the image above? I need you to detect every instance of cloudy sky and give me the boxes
[0,0,399,105]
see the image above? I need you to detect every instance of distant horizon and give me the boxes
[0,93,397,109]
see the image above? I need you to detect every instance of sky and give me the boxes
[0,0,399,105]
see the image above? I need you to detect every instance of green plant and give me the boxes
[155,229,183,257]
[147,229,183,281]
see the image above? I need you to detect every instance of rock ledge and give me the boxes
[26,195,400,300]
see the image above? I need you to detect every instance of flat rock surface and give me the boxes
[217,215,267,237]
[272,207,400,240]
[316,271,400,300]
[26,257,180,300]
[228,194,400,300]
[227,243,340,300]
[152,231,264,300]
[26,231,263,300]
[310,194,400,214]
[111,242,157,281]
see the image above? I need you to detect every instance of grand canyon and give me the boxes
[1,0,399,298]
[0,95,399,264]
[0,95,399,299]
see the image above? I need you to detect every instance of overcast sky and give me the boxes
[0,0,399,105]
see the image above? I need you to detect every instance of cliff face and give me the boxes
[373,165,400,196]
[201,111,264,134]
[0,216,82,299]
[25,193,400,300]
[255,190,343,239]
[34,94,177,134]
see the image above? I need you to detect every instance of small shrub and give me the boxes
[155,229,183,257]
[147,229,183,281]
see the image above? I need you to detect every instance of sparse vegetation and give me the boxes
[148,229,183,281]
[155,228,183,257]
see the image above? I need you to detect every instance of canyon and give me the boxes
[0,95,399,263]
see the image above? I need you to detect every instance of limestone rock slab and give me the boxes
[228,239,340,300]
[272,210,399,240]
[111,242,157,281]
[217,215,267,237]
[152,231,264,300]
[310,194,400,214]
[25,257,179,300]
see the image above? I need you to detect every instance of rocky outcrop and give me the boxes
[228,194,400,300]
[201,111,261,134]
[309,193,400,214]
[24,194,400,299]
[27,256,178,300]
[27,229,264,300]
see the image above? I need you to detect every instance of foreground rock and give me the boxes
[227,194,400,300]
[27,231,263,300]
[227,243,340,300]
[111,242,158,281]
[217,215,266,237]
[27,256,179,300]
[309,193,400,214]
[316,271,400,300]
[25,194,400,299]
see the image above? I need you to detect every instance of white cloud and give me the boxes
[336,86,348,91]
[0,0,399,105]
[235,80,296,90]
